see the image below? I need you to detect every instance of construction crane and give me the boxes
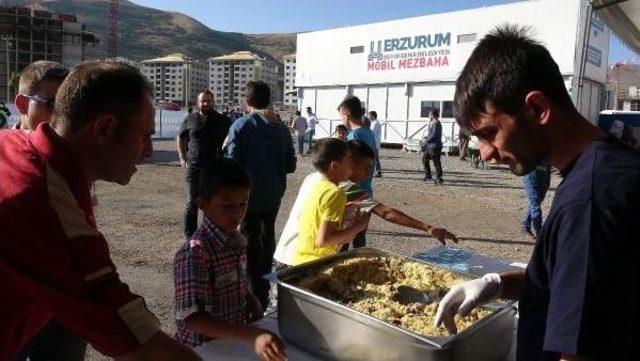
[107,0,118,58]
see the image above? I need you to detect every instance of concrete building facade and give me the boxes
[0,6,98,102]
[208,50,282,109]
[283,54,297,110]
[140,53,208,107]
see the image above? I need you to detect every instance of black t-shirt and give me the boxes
[517,138,640,361]
[178,111,231,166]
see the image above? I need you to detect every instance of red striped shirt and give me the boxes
[0,124,160,359]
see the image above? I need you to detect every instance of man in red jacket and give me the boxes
[0,61,200,360]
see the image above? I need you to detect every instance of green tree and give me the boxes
[8,71,20,100]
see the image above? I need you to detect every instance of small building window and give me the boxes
[441,101,454,118]
[420,100,439,118]
[457,33,477,44]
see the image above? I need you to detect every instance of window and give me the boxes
[441,101,454,118]
[457,33,477,44]
[350,46,364,54]
[420,100,439,118]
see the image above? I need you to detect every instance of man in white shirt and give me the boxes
[369,110,383,177]
[305,106,318,154]
[273,139,458,267]
[292,110,308,155]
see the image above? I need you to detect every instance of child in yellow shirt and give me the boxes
[292,138,369,265]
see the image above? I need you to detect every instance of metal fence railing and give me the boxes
[3,106,188,139]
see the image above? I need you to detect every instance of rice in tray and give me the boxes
[297,256,491,337]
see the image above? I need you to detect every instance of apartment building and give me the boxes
[208,50,282,108]
[283,53,297,110]
[140,53,208,107]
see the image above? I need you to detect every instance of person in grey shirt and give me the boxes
[292,110,308,155]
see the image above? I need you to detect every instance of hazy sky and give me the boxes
[130,0,638,64]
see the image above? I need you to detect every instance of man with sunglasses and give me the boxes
[13,60,68,131]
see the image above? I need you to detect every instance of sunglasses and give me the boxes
[25,94,55,110]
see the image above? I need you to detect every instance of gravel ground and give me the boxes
[86,139,559,360]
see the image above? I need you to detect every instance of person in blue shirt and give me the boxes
[225,81,296,309]
[435,25,640,361]
[521,163,551,238]
[337,95,376,249]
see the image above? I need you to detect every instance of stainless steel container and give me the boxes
[276,248,516,361]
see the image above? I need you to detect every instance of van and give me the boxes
[598,110,640,150]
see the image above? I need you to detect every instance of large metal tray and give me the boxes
[276,248,516,361]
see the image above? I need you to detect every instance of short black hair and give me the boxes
[334,124,347,133]
[198,158,251,200]
[454,24,574,130]
[306,106,312,112]
[429,108,439,118]
[369,110,377,119]
[337,95,363,120]
[246,81,270,109]
[347,139,374,163]
[199,90,214,98]
[19,61,69,95]
[52,61,153,136]
[296,110,301,116]
[311,138,349,173]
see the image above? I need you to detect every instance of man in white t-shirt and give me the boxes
[305,106,318,154]
[369,110,383,177]
[273,139,458,267]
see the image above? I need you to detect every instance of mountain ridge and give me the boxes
[5,0,297,63]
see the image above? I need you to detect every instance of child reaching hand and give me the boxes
[173,158,287,361]
[291,138,370,266]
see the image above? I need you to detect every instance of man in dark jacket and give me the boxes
[421,108,443,184]
[225,81,296,309]
[177,90,231,238]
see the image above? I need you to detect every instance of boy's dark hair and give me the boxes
[18,61,69,95]
[454,25,574,130]
[306,106,312,112]
[430,108,439,119]
[369,110,377,119]
[311,138,349,173]
[347,139,374,163]
[246,81,270,109]
[51,61,153,137]
[296,110,301,116]
[198,158,251,200]
[337,95,363,120]
[335,124,347,132]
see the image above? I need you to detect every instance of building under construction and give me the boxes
[0,6,98,102]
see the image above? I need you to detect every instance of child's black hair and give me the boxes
[347,139,375,163]
[198,158,251,200]
[337,95,364,120]
[311,138,349,173]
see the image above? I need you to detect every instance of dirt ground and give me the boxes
[87,139,559,360]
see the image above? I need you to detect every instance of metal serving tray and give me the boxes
[276,248,516,361]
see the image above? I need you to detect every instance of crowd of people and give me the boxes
[1,24,638,361]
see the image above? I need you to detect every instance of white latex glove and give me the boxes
[434,273,502,334]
